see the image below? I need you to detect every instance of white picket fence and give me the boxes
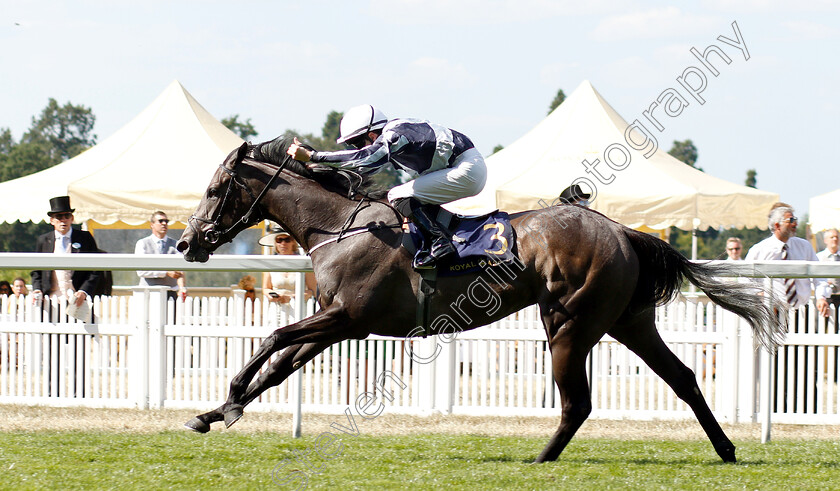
[2,288,839,424]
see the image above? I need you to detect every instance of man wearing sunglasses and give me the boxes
[286,104,487,270]
[135,211,187,301]
[724,237,743,260]
[745,204,830,316]
[31,196,103,308]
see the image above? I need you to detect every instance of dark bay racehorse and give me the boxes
[178,135,786,463]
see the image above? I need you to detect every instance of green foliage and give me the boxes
[0,221,51,253]
[23,98,96,162]
[668,139,701,171]
[322,110,342,143]
[221,114,258,140]
[0,431,838,489]
[0,137,54,181]
[669,226,769,259]
[745,169,757,188]
[0,99,96,182]
[548,88,566,114]
[491,144,504,155]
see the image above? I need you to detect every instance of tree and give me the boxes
[221,115,258,140]
[745,169,757,188]
[491,144,504,155]
[322,110,342,143]
[668,139,701,171]
[22,98,96,163]
[1,99,97,182]
[548,89,566,114]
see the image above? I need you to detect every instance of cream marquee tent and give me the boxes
[0,80,243,226]
[809,189,840,233]
[447,80,778,231]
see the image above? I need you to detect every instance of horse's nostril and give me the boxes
[176,240,189,253]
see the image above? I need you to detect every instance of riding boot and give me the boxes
[408,206,456,269]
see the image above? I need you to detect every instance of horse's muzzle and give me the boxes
[177,231,211,263]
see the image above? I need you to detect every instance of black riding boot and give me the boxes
[408,206,456,269]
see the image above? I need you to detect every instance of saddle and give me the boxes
[403,209,519,337]
[402,209,518,276]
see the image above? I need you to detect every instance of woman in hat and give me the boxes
[259,226,317,305]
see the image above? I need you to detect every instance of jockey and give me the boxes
[287,104,487,270]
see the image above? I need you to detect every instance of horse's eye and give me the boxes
[208,188,218,199]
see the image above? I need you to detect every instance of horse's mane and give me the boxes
[249,134,388,200]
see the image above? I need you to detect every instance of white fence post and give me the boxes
[130,288,150,408]
[146,287,167,409]
[292,272,305,438]
[433,337,456,414]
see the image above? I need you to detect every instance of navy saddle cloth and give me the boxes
[406,210,517,276]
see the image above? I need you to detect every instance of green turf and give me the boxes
[0,432,838,490]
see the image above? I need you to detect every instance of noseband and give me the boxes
[189,154,287,247]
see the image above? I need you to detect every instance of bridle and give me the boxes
[189,152,287,247]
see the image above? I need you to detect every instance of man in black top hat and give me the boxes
[558,184,591,206]
[31,196,103,308]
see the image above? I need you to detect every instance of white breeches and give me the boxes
[387,148,487,205]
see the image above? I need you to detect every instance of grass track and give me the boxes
[1,432,839,490]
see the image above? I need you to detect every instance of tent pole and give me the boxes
[689,221,698,295]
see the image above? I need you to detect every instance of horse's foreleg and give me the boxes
[238,340,333,408]
[221,304,351,427]
[184,343,313,433]
[609,314,736,463]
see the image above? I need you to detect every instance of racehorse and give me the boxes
[177,135,786,463]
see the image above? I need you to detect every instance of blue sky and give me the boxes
[2,1,838,219]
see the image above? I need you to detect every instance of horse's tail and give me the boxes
[623,228,787,351]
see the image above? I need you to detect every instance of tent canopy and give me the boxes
[809,189,840,233]
[0,80,243,225]
[448,80,778,231]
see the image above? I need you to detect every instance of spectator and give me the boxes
[5,278,27,314]
[725,237,743,260]
[237,275,257,304]
[135,211,187,301]
[12,277,27,298]
[0,281,10,296]
[745,204,830,316]
[816,228,840,308]
[31,196,102,308]
[259,226,317,305]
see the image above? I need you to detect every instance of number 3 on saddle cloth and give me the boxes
[404,210,518,276]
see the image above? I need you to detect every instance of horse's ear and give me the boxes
[236,142,249,161]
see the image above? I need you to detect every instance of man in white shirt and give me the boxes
[745,204,830,316]
[816,228,840,308]
[135,211,187,301]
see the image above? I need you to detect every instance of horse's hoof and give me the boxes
[184,417,211,434]
[718,444,736,463]
[224,405,244,428]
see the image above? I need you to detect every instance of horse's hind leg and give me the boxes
[608,311,736,463]
[535,334,595,463]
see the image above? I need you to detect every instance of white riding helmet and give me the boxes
[336,105,389,144]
